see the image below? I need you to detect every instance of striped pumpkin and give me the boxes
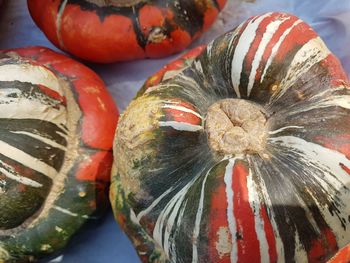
[110,12,350,263]
[27,0,227,63]
[0,47,118,262]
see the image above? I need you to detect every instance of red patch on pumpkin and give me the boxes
[254,14,300,83]
[138,4,174,58]
[202,7,219,33]
[243,13,283,77]
[321,54,349,83]
[163,100,202,126]
[76,151,113,182]
[275,20,318,62]
[260,205,278,262]
[340,163,350,176]
[59,5,145,62]
[208,168,232,262]
[73,77,119,150]
[315,134,350,160]
[232,162,261,262]
[28,0,61,48]
[308,228,338,262]
[37,84,67,106]
[328,244,350,263]
[216,0,228,10]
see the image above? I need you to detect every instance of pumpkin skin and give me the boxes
[0,47,119,262]
[327,244,350,263]
[110,12,350,263]
[27,0,227,63]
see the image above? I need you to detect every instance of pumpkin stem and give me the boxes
[205,99,268,156]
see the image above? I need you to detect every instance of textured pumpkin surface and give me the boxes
[0,47,119,262]
[327,244,350,263]
[27,0,227,63]
[111,12,350,263]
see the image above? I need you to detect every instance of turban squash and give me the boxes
[27,0,227,63]
[110,12,350,263]
[0,47,118,262]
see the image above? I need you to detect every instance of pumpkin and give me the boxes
[0,47,119,262]
[27,0,227,63]
[110,12,350,263]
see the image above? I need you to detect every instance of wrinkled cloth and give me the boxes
[1,0,350,262]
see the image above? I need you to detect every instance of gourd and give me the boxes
[0,47,118,262]
[110,12,350,262]
[27,0,227,63]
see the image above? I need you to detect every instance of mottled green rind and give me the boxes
[110,166,169,263]
[0,156,108,262]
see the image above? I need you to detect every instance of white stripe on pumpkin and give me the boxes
[53,205,78,217]
[161,104,203,119]
[172,199,187,262]
[0,99,67,130]
[192,167,213,263]
[0,87,67,129]
[158,121,203,132]
[293,230,308,262]
[136,186,174,222]
[248,156,285,263]
[10,131,67,151]
[268,135,350,247]
[0,140,58,179]
[231,13,273,98]
[271,37,331,103]
[260,20,302,83]
[246,168,270,262]
[224,157,239,263]
[268,126,304,135]
[56,0,68,49]
[153,174,198,259]
[247,16,289,96]
[0,63,63,96]
[286,93,350,117]
[0,160,43,188]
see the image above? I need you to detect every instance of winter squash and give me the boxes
[27,0,227,63]
[112,12,350,262]
[110,12,350,262]
[0,47,118,262]
[0,47,119,262]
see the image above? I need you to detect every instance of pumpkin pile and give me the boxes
[110,12,350,263]
[27,0,227,63]
[1,1,350,262]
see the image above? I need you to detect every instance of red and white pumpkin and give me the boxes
[27,0,227,63]
[110,12,350,262]
[0,47,118,262]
